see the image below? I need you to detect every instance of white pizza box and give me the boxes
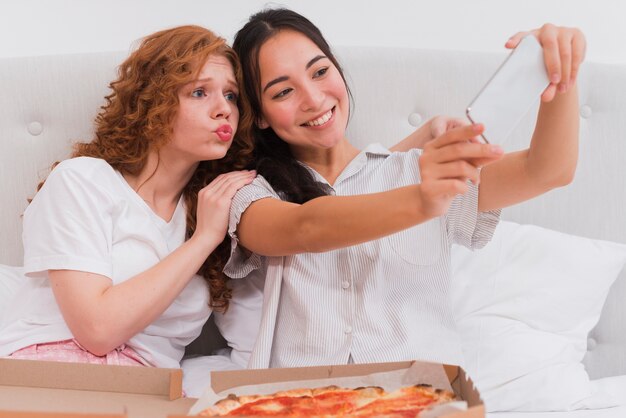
[0,358,195,418]
[183,360,485,418]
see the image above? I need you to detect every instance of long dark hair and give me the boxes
[233,8,352,203]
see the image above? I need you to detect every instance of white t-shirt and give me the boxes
[0,157,211,368]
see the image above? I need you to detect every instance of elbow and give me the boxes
[548,166,577,189]
[71,323,118,357]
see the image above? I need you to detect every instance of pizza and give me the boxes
[199,383,457,417]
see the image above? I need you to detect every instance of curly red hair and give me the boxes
[37,25,254,311]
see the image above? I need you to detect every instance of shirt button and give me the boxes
[344,326,353,334]
[341,280,350,289]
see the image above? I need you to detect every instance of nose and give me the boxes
[211,95,232,120]
[299,82,324,112]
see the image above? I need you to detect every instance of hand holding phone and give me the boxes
[466,35,550,144]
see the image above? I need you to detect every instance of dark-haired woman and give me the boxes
[216,8,585,370]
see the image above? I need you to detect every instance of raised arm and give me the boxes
[238,124,503,257]
[478,25,585,212]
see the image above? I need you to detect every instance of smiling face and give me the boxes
[165,54,240,164]
[257,29,350,153]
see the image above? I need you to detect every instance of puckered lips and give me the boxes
[301,106,335,128]
[215,124,233,142]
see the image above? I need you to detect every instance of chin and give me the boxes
[203,143,231,161]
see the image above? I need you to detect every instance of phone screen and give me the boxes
[466,35,550,144]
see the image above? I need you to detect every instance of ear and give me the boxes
[257,118,269,129]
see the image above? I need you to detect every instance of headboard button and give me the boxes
[580,105,592,119]
[408,112,423,127]
[27,121,43,136]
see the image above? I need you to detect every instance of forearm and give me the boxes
[526,84,579,186]
[389,120,433,152]
[478,86,579,212]
[53,234,221,355]
[240,185,433,256]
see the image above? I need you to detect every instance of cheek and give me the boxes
[264,103,295,132]
[331,78,349,104]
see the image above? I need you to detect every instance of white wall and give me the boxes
[1,0,623,64]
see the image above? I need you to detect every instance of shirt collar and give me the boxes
[304,143,392,189]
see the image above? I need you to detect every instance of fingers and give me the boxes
[505,31,529,49]
[557,31,573,93]
[198,170,256,206]
[435,141,504,166]
[425,160,481,185]
[426,123,485,150]
[430,116,467,136]
[426,124,503,162]
[541,83,558,102]
[531,24,586,100]
[537,24,562,87]
[420,131,504,189]
[213,171,257,199]
[203,170,255,192]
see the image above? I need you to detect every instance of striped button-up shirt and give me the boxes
[224,144,500,369]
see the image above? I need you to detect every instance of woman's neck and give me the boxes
[291,139,360,185]
[123,151,197,221]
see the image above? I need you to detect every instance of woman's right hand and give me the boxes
[193,170,256,247]
[417,124,503,218]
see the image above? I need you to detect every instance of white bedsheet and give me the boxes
[489,375,626,418]
[489,405,626,418]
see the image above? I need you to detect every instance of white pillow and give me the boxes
[0,264,24,319]
[451,221,626,412]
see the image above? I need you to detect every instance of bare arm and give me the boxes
[478,25,585,212]
[50,170,255,356]
[238,124,503,257]
[50,236,219,356]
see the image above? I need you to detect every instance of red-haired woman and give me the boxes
[0,25,255,368]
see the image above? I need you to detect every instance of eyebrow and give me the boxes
[186,77,238,88]
[262,54,327,93]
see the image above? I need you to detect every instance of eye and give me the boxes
[272,88,293,100]
[313,67,328,78]
[191,88,206,98]
[224,91,238,102]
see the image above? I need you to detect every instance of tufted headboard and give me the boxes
[1,47,625,378]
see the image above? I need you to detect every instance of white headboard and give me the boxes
[1,47,625,378]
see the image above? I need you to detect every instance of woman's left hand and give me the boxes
[506,24,586,102]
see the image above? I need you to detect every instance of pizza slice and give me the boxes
[351,384,457,417]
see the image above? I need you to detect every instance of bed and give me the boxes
[1,45,625,416]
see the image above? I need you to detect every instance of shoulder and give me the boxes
[234,174,282,202]
[52,156,114,178]
[46,157,118,189]
[33,157,121,206]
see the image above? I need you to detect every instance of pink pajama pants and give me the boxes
[7,339,150,366]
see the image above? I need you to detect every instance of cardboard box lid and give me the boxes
[0,358,195,418]
[0,358,182,399]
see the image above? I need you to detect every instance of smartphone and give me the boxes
[466,35,550,144]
